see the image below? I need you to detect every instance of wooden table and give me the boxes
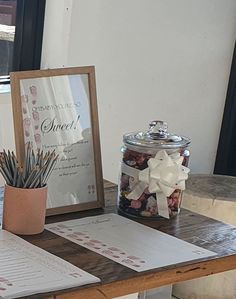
[2,181,236,299]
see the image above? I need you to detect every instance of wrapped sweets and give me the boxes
[118,121,190,219]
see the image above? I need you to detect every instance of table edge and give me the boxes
[53,254,236,299]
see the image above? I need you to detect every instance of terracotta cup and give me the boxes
[2,185,47,235]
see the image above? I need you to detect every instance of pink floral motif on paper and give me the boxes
[29,85,37,96]
[32,111,39,122]
[34,133,41,147]
[23,118,31,137]
[21,99,28,115]
[25,130,30,137]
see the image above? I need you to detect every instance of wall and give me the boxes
[0,91,14,152]
[41,0,73,69]
[42,0,236,183]
[2,0,236,184]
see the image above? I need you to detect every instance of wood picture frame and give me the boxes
[10,66,104,216]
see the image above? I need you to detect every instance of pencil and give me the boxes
[0,143,58,188]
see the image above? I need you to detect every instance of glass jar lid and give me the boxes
[123,120,190,150]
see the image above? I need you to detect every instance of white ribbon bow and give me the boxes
[125,150,190,218]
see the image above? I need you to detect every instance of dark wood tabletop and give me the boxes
[1,181,236,299]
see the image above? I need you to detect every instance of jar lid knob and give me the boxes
[148,120,168,139]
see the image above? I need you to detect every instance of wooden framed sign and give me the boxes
[10,66,104,216]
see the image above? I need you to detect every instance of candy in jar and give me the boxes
[118,121,190,219]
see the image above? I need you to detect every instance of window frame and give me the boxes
[0,0,46,83]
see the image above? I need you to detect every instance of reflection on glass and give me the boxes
[20,75,97,208]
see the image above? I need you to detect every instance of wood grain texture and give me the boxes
[15,182,236,299]
[55,256,236,299]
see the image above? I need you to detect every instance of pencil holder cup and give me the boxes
[2,185,48,235]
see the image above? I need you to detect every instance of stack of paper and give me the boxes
[0,230,100,299]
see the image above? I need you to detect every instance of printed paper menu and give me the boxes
[46,214,217,272]
[0,230,100,299]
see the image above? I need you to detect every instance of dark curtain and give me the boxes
[12,0,46,71]
[214,41,236,176]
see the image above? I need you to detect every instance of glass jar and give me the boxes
[118,121,190,219]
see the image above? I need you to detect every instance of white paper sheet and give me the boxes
[46,214,217,272]
[20,75,98,209]
[0,230,100,299]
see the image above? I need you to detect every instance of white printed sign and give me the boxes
[20,75,96,208]
[11,67,103,214]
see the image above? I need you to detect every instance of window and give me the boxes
[0,0,45,82]
[0,0,16,76]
